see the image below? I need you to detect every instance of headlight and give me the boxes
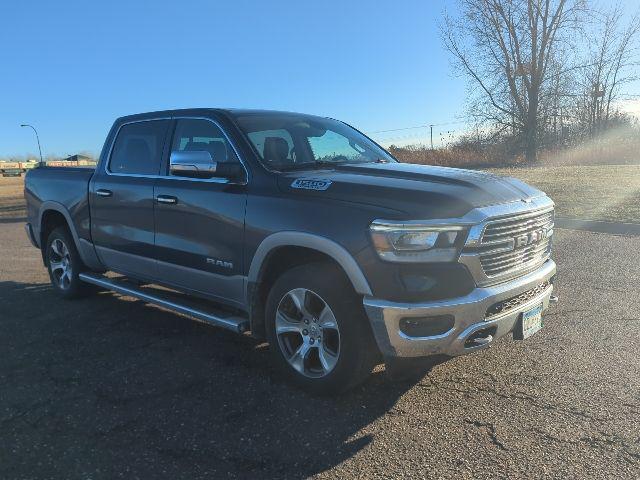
[370,221,466,263]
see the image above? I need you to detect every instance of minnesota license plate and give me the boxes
[521,303,543,339]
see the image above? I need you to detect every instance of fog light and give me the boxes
[399,315,454,337]
[464,327,497,348]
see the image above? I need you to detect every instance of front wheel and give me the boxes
[265,263,379,394]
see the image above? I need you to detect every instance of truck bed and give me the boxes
[24,166,95,247]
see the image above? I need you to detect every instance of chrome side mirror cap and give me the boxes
[170,151,217,178]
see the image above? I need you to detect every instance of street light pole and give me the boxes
[20,124,44,166]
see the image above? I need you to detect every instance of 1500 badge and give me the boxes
[291,178,332,191]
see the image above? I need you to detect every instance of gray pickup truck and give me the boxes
[24,108,557,393]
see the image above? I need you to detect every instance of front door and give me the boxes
[153,118,248,309]
[90,119,170,279]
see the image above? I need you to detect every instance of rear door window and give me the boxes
[109,120,170,175]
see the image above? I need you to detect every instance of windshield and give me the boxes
[232,112,396,171]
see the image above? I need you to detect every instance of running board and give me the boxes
[79,272,249,334]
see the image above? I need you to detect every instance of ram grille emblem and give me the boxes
[514,228,548,249]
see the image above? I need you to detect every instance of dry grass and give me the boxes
[390,145,513,168]
[392,125,640,169]
[486,165,640,223]
[393,143,640,169]
[0,176,26,221]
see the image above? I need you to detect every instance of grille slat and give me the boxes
[482,238,551,265]
[483,215,554,239]
[479,208,554,278]
[484,211,553,230]
[483,251,550,276]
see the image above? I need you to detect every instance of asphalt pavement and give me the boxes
[1,220,638,479]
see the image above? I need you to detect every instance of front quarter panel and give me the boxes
[243,180,404,297]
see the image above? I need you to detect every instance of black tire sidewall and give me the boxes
[265,263,377,394]
[45,227,85,299]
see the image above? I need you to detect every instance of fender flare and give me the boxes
[37,201,103,270]
[37,201,81,248]
[246,231,373,297]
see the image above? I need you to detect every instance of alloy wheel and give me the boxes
[275,288,341,378]
[49,238,73,290]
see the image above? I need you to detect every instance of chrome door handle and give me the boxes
[96,189,112,197]
[157,195,178,205]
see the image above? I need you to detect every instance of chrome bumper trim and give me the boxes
[363,260,556,358]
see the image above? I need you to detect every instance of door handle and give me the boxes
[157,195,178,205]
[96,189,113,197]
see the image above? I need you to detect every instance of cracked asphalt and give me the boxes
[1,219,639,479]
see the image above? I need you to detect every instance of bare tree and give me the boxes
[442,0,586,162]
[576,5,640,136]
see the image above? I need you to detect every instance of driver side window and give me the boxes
[171,119,239,165]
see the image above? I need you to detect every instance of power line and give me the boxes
[367,90,640,136]
[367,120,467,134]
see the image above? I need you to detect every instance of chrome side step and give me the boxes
[78,272,249,334]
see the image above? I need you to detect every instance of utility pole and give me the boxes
[430,125,434,150]
[20,124,44,166]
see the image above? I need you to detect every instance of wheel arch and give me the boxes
[246,232,372,339]
[37,201,103,270]
[38,204,76,262]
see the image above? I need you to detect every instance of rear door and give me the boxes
[153,117,248,308]
[90,119,170,279]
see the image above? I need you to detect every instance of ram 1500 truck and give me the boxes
[24,108,557,393]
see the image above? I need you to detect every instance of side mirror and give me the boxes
[170,151,217,178]
[215,162,245,180]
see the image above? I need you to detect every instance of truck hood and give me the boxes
[277,162,545,219]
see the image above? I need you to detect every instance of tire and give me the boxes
[265,262,379,395]
[45,226,91,299]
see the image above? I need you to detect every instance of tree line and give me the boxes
[441,0,639,162]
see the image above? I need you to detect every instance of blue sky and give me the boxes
[1,0,638,158]
[0,0,466,157]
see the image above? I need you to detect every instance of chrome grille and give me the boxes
[479,208,554,278]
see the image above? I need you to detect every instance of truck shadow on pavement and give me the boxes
[0,280,435,479]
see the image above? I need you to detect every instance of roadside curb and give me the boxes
[555,217,640,236]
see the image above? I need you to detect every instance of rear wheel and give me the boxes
[45,227,91,299]
[265,263,379,394]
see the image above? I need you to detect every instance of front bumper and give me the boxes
[363,259,556,358]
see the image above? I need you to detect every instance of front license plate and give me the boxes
[521,303,543,339]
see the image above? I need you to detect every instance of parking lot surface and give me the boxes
[1,219,639,479]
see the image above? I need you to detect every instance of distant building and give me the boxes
[44,154,96,168]
[64,154,93,162]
